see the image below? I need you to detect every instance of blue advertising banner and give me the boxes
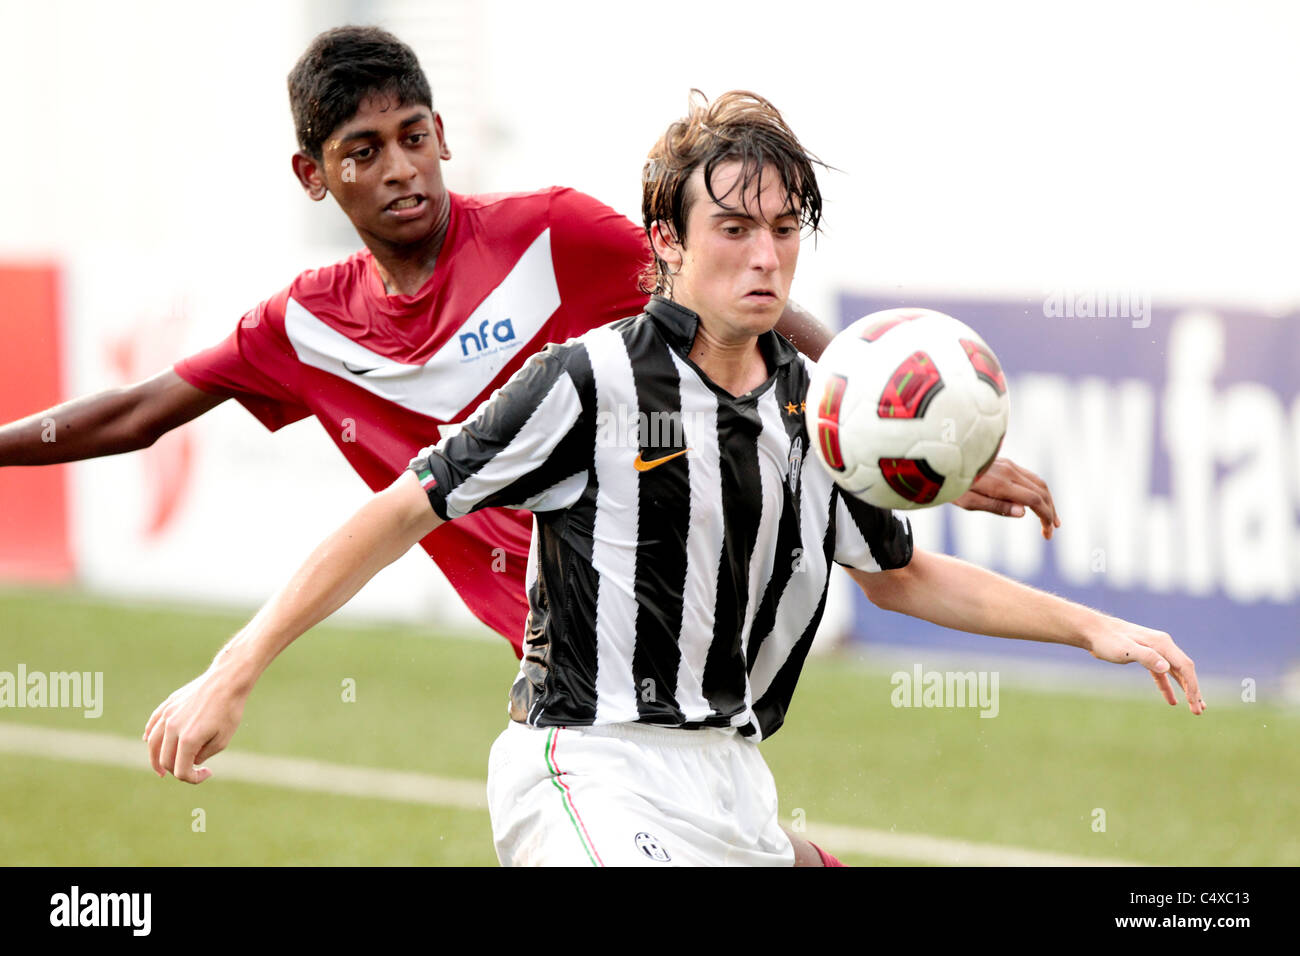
[838,291,1299,683]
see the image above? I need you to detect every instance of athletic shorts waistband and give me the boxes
[513,720,743,749]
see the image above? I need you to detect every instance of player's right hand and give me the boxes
[955,456,1061,539]
[143,667,247,784]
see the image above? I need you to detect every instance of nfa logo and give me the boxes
[459,318,517,360]
[634,832,671,863]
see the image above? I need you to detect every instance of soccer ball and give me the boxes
[804,308,1010,510]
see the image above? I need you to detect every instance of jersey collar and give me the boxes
[646,295,797,369]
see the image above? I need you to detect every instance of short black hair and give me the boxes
[288,26,433,160]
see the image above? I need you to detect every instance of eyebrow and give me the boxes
[710,207,800,222]
[337,110,431,145]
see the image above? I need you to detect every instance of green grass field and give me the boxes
[1,586,1295,866]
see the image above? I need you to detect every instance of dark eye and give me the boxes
[350,146,375,162]
[408,132,427,146]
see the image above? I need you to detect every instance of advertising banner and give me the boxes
[840,292,1299,682]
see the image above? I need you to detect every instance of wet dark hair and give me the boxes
[288,26,433,160]
[641,90,824,295]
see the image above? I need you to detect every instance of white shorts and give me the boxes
[487,721,795,867]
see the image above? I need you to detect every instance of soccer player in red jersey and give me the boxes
[0,27,1059,654]
[0,28,1057,864]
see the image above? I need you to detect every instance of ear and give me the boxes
[292,151,330,202]
[650,220,682,271]
[432,112,452,161]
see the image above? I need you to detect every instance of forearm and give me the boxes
[851,549,1205,712]
[0,388,149,464]
[849,550,1096,650]
[0,371,225,466]
[210,472,442,691]
[144,472,444,782]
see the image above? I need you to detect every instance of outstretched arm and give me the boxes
[847,551,1205,714]
[775,303,1060,536]
[0,370,226,466]
[143,470,442,783]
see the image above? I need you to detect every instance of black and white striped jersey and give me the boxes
[409,295,913,741]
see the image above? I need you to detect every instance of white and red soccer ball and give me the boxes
[804,308,1010,510]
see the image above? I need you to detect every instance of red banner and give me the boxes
[0,264,73,582]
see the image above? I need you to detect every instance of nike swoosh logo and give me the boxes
[633,448,690,472]
[342,361,381,376]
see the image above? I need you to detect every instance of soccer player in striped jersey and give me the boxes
[143,89,1204,867]
[0,25,1052,868]
[0,26,1060,653]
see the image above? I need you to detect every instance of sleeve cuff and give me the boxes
[407,446,452,522]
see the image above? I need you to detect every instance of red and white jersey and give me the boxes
[175,187,651,652]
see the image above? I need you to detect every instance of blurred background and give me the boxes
[0,0,1296,866]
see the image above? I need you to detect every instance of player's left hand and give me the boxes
[954,457,1061,539]
[1084,616,1206,715]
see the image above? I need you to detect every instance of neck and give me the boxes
[687,317,770,397]
[367,193,452,296]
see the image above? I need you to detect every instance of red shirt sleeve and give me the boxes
[173,292,311,432]
[547,188,652,341]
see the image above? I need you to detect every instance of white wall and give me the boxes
[5,1,1296,299]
